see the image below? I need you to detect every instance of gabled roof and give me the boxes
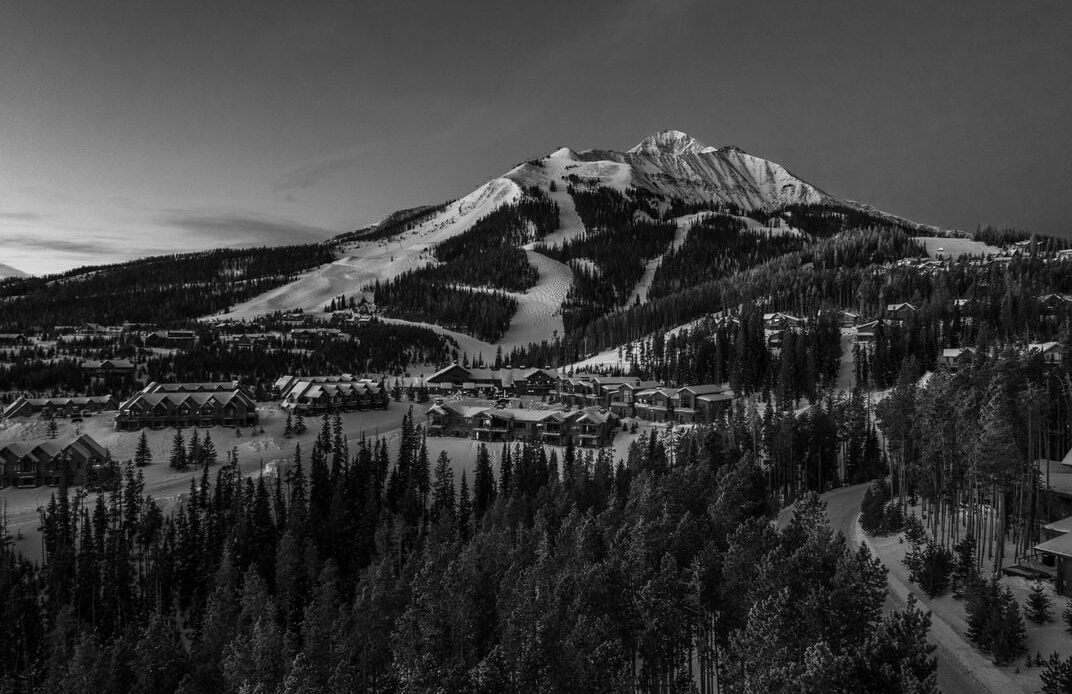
[1037,532,1072,559]
[1029,341,1060,354]
[67,434,107,460]
[677,384,728,396]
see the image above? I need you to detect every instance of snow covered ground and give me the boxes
[916,236,1001,259]
[211,177,523,321]
[497,250,572,352]
[625,212,694,306]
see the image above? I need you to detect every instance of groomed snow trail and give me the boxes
[497,250,572,353]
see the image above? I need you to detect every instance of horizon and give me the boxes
[2,1,1070,275]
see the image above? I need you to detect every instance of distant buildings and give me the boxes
[0,434,109,488]
[274,374,388,414]
[2,395,117,420]
[115,382,257,431]
[425,403,619,448]
[426,364,559,396]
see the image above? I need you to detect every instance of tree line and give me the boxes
[0,407,939,693]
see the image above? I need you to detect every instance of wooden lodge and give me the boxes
[0,434,110,488]
[425,403,619,448]
[275,374,388,414]
[2,395,117,420]
[115,383,257,431]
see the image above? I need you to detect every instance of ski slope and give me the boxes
[211,178,522,321]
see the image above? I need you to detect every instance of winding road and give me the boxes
[791,485,982,694]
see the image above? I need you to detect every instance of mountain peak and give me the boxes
[627,130,716,156]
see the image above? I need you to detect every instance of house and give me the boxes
[81,359,136,380]
[817,309,859,328]
[426,364,559,396]
[1028,342,1062,365]
[0,434,109,488]
[149,329,198,349]
[144,381,252,397]
[558,374,643,409]
[425,403,618,448]
[2,395,117,420]
[763,312,805,330]
[885,303,917,320]
[0,333,28,346]
[278,376,388,414]
[115,383,258,430]
[289,327,349,343]
[674,385,735,424]
[938,347,975,369]
[1036,518,1072,596]
[570,407,619,448]
[1039,294,1072,314]
[606,380,662,416]
[634,388,678,422]
[854,319,900,344]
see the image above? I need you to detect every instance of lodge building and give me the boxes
[115,382,258,431]
[0,434,110,488]
[426,403,619,448]
[426,364,560,396]
[274,375,388,414]
[2,395,117,420]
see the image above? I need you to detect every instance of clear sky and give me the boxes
[1,1,1070,275]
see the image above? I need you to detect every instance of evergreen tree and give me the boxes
[1027,581,1055,624]
[168,429,187,471]
[430,451,455,527]
[134,431,152,467]
[473,443,495,520]
[457,471,472,541]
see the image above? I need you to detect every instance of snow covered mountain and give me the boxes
[0,263,28,279]
[213,130,940,353]
[503,129,831,211]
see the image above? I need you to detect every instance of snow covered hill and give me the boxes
[0,263,28,279]
[209,129,947,351]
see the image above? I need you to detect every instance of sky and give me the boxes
[1,1,1070,276]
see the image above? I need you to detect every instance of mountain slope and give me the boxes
[208,130,948,352]
[0,263,28,279]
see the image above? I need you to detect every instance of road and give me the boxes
[786,485,981,694]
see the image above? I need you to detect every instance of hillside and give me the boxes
[207,130,951,353]
[0,263,28,279]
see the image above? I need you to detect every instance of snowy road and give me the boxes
[814,485,995,694]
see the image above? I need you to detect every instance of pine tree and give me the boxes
[169,429,187,471]
[457,471,472,541]
[284,412,294,438]
[200,432,217,468]
[295,413,307,435]
[473,443,495,520]
[134,431,152,467]
[1063,599,1072,636]
[1026,581,1054,624]
[430,451,455,526]
[47,415,58,439]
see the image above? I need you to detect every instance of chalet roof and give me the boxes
[697,392,735,404]
[573,407,616,424]
[32,441,64,458]
[1036,533,1072,559]
[0,443,33,459]
[1029,342,1060,354]
[941,347,975,359]
[81,359,134,369]
[678,384,728,396]
[886,302,917,312]
[1043,516,1072,536]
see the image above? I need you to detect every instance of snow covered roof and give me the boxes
[1043,516,1072,536]
[1036,533,1072,559]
